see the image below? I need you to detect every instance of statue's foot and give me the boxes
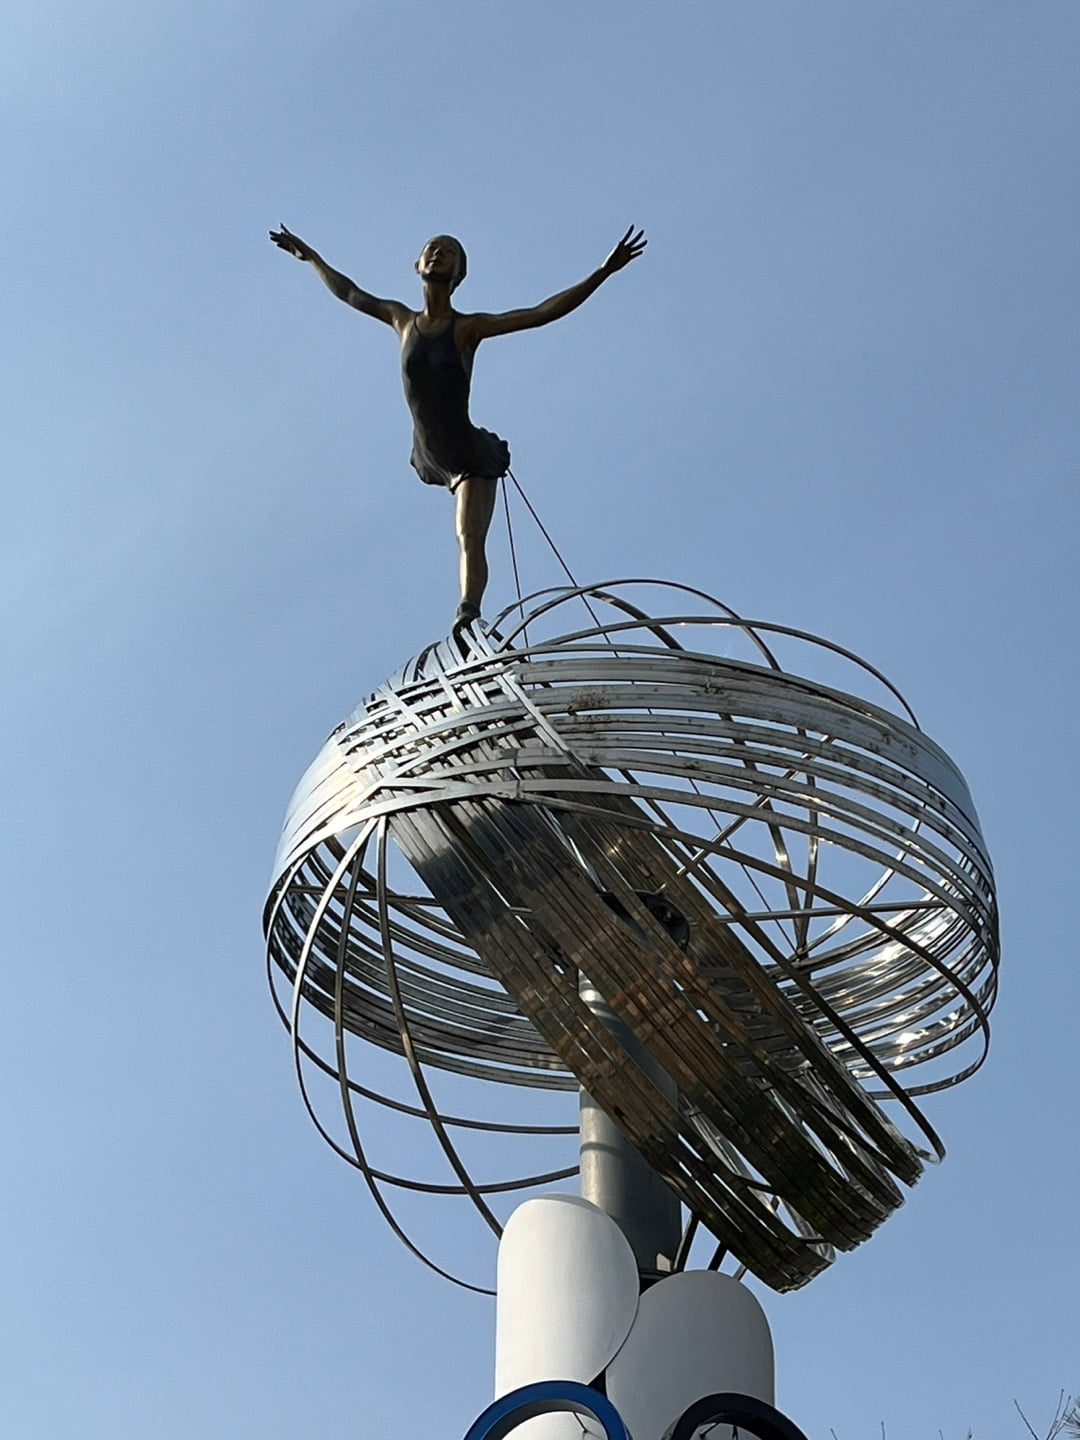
[453,601,481,630]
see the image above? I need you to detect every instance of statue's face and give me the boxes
[416,236,465,289]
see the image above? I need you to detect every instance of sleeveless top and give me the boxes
[400,315,511,487]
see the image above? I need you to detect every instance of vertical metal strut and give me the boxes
[578,975,682,1282]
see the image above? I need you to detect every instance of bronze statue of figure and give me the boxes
[269,224,647,624]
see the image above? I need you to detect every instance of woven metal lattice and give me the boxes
[264,580,998,1292]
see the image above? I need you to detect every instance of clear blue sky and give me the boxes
[3,3,1077,1436]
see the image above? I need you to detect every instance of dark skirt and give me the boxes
[410,424,511,489]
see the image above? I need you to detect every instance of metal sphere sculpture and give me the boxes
[264,580,998,1293]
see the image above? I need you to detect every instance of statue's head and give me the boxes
[416,235,467,292]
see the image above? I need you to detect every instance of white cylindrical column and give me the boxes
[607,1270,774,1440]
[494,1198,775,1440]
[495,1195,639,1440]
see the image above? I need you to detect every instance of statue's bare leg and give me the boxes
[454,476,498,617]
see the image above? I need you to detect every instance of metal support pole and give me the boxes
[578,975,682,1281]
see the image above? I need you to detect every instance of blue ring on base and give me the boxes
[667,1392,810,1440]
[463,1380,630,1440]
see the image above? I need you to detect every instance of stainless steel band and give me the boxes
[265,580,998,1291]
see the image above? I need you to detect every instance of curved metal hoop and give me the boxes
[265,579,999,1292]
[666,1392,810,1440]
[463,1381,630,1440]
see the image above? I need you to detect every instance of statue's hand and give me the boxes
[270,224,313,261]
[602,225,647,274]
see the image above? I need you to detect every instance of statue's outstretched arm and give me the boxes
[463,227,646,343]
[269,225,409,329]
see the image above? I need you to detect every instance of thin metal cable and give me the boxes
[501,477,529,646]
[507,467,604,631]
